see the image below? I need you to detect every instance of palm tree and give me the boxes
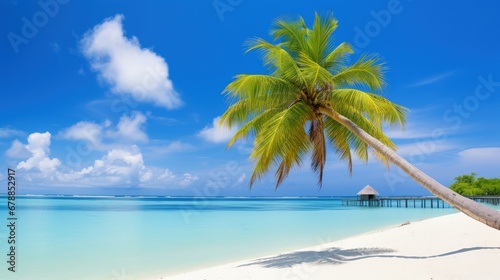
[220,13,500,230]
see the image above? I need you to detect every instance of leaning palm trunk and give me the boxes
[320,107,500,230]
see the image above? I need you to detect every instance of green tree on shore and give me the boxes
[451,173,500,196]
[220,13,500,230]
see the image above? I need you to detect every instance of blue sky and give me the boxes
[1,0,499,196]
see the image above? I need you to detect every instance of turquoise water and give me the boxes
[0,196,459,280]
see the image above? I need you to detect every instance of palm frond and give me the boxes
[271,16,308,56]
[246,39,306,85]
[367,94,408,127]
[224,74,299,105]
[323,42,354,70]
[306,12,338,63]
[353,136,369,162]
[309,117,327,186]
[249,101,312,187]
[331,55,385,91]
[331,89,380,114]
[331,103,397,150]
[219,99,253,127]
[223,107,280,147]
[324,117,353,174]
[298,53,335,92]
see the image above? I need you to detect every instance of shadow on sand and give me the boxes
[239,246,500,268]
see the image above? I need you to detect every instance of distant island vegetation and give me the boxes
[450,173,500,196]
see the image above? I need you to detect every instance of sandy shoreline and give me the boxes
[149,212,500,280]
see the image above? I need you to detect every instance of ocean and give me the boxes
[0,195,459,280]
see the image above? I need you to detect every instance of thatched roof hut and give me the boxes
[357,185,379,201]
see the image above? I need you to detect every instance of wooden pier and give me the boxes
[342,196,500,208]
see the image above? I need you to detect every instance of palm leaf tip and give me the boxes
[309,118,327,187]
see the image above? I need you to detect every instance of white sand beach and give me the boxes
[151,212,500,280]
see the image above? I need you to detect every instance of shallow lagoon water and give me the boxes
[0,196,459,280]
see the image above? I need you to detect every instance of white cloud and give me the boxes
[198,116,238,144]
[409,147,500,185]
[395,141,457,157]
[458,147,500,165]
[6,140,31,158]
[178,173,200,187]
[385,127,437,140]
[88,147,145,184]
[59,121,103,146]
[81,14,182,109]
[136,166,198,188]
[0,127,24,138]
[11,132,198,188]
[157,169,176,181]
[103,119,112,128]
[17,132,61,173]
[408,71,456,87]
[112,111,148,142]
[59,112,148,147]
[384,111,452,140]
[55,146,144,186]
[145,111,181,125]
